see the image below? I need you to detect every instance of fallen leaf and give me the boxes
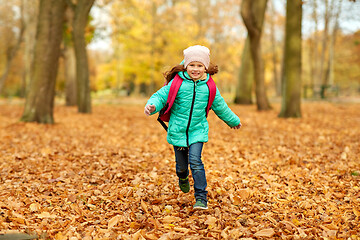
[353,208,360,217]
[140,199,148,213]
[29,203,41,212]
[54,232,66,240]
[9,217,25,224]
[35,212,57,219]
[132,229,146,240]
[237,188,251,200]
[67,194,77,203]
[205,216,217,229]
[162,216,181,224]
[173,227,190,234]
[254,228,275,238]
[108,215,120,229]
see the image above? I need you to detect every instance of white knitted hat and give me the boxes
[183,45,210,69]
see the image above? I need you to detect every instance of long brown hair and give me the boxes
[163,63,219,84]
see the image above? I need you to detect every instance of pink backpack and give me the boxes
[157,74,217,131]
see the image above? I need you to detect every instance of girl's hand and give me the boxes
[231,123,242,129]
[144,105,156,116]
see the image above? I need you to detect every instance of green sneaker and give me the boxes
[179,177,190,193]
[193,199,208,210]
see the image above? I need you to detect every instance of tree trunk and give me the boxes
[319,0,333,98]
[279,0,302,118]
[326,0,342,88]
[22,0,38,98]
[309,0,319,94]
[269,0,281,96]
[322,0,342,98]
[21,0,67,123]
[68,0,95,113]
[64,45,77,106]
[234,36,253,104]
[115,44,124,96]
[240,0,271,111]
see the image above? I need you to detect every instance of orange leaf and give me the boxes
[140,199,148,213]
[254,228,275,238]
[108,215,120,229]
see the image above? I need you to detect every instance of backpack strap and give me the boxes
[161,74,183,119]
[157,74,183,131]
[205,76,216,117]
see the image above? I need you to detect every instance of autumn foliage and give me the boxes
[0,102,359,239]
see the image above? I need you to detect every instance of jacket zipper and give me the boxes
[186,81,197,147]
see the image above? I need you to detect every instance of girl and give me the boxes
[144,45,241,210]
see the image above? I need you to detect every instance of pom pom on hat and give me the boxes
[183,45,210,69]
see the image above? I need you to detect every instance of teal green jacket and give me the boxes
[146,72,240,147]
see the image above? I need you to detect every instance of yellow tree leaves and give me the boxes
[105,0,242,93]
[0,102,359,239]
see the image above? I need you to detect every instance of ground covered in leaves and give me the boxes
[0,101,359,239]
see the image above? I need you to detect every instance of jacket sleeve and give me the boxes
[211,88,241,127]
[145,81,171,116]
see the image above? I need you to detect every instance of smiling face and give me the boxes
[186,61,206,80]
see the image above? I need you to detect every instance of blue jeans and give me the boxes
[173,142,207,202]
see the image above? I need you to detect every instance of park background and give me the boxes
[0,0,360,239]
[1,0,360,106]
